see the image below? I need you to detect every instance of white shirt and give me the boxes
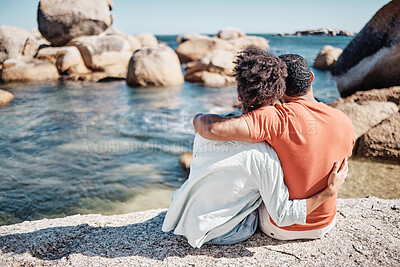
[162,134,307,248]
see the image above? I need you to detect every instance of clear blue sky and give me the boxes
[0,0,389,35]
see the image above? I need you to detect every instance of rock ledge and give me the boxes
[0,197,399,266]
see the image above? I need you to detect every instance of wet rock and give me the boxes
[68,35,132,73]
[135,33,158,47]
[37,0,113,46]
[185,49,237,87]
[0,58,60,83]
[333,101,398,139]
[36,46,90,75]
[314,45,342,71]
[228,36,269,50]
[334,1,400,97]
[215,27,246,40]
[127,45,184,87]
[0,26,39,64]
[176,33,209,44]
[175,38,236,63]
[0,89,13,107]
[357,112,400,162]
[179,151,193,172]
[331,86,400,107]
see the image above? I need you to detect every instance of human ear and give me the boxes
[311,72,315,83]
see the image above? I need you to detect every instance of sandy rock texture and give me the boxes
[334,1,400,97]
[331,87,400,162]
[0,197,398,266]
[38,0,113,46]
[215,27,246,40]
[314,45,342,71]
[0,58,60,83]
[0,26,39,64]
[185,49,237,87]
[0,89,13,107]
[127,45,184,87]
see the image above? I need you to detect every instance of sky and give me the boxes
[0,0,389,35]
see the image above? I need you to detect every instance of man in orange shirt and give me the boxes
[194,49,355,240]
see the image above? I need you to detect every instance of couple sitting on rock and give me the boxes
[162,47,355,248]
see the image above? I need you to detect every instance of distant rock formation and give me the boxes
[314,45,342,71]
[37,0,113,46]
[334,0,400,97]
[215,27,246,40]
[278,28,354,37]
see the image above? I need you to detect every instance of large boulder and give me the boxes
[0,89,13,107]
[333,101,398,139]
[228,36,269,50]
[331,86,400,107]
[334,1,400,97]
[175,38,236,63]
[68,35,132,72]
[135,33,158,47]
[37,0,113,46]
[0,58,60,83]
[215,27,246,40]
[126,45,184,87]
[0,26,39,64]
[36,46,90,74]
[357,112,400,162]
[29,28,50,46]
[176,33,209,44]
[314,45,343,71]
[185,49,237,87]
[100,26,142,52]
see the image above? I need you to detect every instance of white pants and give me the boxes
[258,202,336,240]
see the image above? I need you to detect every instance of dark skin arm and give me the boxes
[193,113,348,215]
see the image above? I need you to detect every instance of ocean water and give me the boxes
[0,35,398,226]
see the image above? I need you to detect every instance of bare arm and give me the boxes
[193,113,252,141]
[305,159,348,215]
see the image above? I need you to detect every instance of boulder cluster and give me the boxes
[278,28,354,37]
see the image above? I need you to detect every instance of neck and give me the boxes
[282,88,317,103]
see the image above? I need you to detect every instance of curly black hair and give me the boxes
[234,46,287,114]
[278,54,312,97]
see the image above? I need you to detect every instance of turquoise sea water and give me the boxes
[1,35,398,226]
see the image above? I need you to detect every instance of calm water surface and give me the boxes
[0,35,398,226]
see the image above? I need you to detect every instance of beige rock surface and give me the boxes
[175,38,236,63]
[135,33,158,47]
[176,33,209,44]
[331,86,400,107]
[37,0,112,46]
[68,35,132,72]
[36,46,90,75]
[0,197,398,266]
[215,27,246,40]
[0,26,39,64]
[357,112,400,162]
[127,45,184,87]
[333,101,398,139]
[228,36,270,50]
[0,89,13,107]
[314,45,342,71]
[0,59,60,83]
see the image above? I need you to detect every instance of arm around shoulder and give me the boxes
[193,113,252,141]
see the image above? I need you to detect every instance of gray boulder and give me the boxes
[334,1,400,96]
[37,0,113,46]
[0,26,39,64]
[127,45,184,87]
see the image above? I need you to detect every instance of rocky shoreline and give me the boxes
[0,197,399,266]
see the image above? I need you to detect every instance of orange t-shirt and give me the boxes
[243,100,355,231]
